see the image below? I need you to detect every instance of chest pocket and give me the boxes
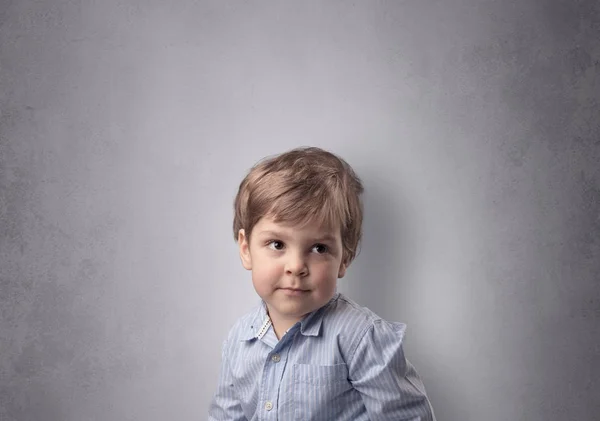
[293,363,353,421]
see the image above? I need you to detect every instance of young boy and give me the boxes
[208,147,436,420]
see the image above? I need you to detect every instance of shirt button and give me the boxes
[271,354,281,362]
[265,401,273,411]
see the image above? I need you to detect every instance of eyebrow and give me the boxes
[258,230,337,243]
[314,234,337,243]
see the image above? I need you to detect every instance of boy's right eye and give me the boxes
[267,240,285,250]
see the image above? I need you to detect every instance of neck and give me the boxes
[267,310,302,340]
[272,320,296,339]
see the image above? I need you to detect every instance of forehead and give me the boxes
[253,216,341,240]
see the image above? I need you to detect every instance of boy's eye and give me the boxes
[312,244,329,254]
[268,241,285,250]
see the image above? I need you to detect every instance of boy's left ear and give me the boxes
[337,262,347,278]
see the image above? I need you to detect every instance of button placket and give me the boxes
[260,327,296,418]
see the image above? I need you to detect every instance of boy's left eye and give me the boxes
[312,244,329,254]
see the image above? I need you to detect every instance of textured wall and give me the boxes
[1,1,599,420]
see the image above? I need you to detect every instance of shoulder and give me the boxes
[323,293,407,354]
[325,293,406,331]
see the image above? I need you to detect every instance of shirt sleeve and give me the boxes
[348,321,436,421]
[208,340,248,421]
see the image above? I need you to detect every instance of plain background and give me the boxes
[1,0,599,420]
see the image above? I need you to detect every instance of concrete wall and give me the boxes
[1,1,598,420]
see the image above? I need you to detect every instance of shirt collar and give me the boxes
[240,293,340,341]
[241,301,270,341]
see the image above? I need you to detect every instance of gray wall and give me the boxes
[1,1,598,420]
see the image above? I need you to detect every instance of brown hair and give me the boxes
[233,147,364,265]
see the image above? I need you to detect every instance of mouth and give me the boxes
[279,287,310,296]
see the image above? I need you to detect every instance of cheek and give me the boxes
[311,262,340,285]
[251,256,282,288]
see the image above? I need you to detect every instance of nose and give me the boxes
[285,251,308,276]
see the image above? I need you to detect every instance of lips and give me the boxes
[279,287,310,295]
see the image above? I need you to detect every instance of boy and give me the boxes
[208,147,436,420]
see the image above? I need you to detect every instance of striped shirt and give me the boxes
[208,292,436,420]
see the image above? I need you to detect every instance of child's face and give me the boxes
[238,216,347,329]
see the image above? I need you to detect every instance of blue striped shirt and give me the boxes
[208,292,436,420]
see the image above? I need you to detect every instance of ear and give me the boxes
[337,261,347,278]
[238,229,252,270]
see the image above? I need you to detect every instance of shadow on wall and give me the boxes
[344,172,467,421]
